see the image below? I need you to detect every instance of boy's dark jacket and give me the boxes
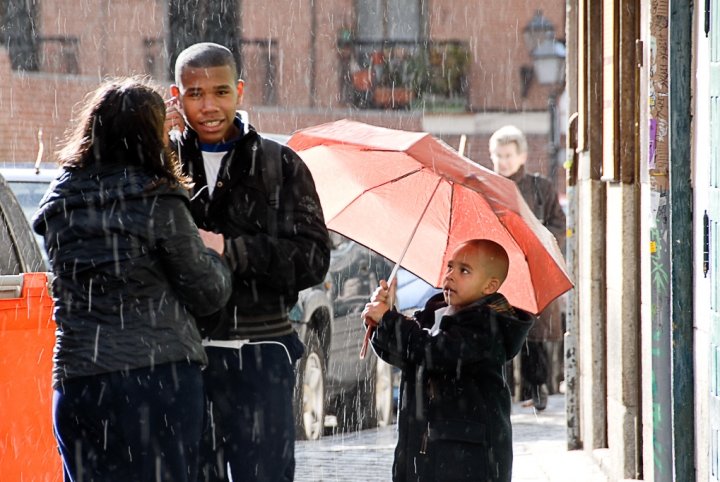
[371,292,534,482]
[174,123,331,340]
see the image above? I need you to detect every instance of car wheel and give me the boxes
[295,328,326,440]
[374,358,394,427]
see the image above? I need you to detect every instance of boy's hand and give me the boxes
[165,97,185,144]
[199,229,224,255]
[361,279,397,324]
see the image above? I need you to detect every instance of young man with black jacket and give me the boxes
[165,43,331,481]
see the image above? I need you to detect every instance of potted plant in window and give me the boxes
[372,47,416,109]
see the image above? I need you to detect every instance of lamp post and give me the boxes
[522,11,566,183]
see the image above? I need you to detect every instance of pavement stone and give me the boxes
[511,395,607,482]
[295,394,607,481]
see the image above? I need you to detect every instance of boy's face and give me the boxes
[171,65,244,144]
[442,243,500,310]
[490,142,527,178]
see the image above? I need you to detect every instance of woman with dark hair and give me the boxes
[32,77,232,482]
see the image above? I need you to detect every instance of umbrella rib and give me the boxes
[387,176,444,284]
[325,168,423,224]
[438,182,456,286]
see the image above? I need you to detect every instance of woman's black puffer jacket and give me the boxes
[33,164,232,387]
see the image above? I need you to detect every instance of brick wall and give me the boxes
[39,0,166,78]
[0,0,566,175]
[249,107,423,135]
[0,49,97,165]
[0,0,168,166]
[436,133,567,194]
[427,0,565,112]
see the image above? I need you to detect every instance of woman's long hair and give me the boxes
[57,77,188,188]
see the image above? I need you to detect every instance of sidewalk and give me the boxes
[512,394,607,481]
[295,394,606,481]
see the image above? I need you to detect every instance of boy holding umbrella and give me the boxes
[362,239,534,482]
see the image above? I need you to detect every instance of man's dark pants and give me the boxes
[520,341,550,397]
[53,361,204,482]
[199,334,303,482]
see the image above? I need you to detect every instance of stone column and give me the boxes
[605,182,641,480]
[577,153,607,450]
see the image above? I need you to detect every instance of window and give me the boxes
[0,0,39,71]
[144,38,164,79]
[168,0,240,80]
[355,0,423,41]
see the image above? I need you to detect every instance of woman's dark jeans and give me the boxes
[53,361,204,482]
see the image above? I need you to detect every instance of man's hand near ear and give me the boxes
[164,91,186,144]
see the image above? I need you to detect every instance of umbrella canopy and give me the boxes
[288,119,571,315]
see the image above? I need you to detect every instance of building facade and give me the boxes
[0,0,565,190]
[566,0,715,480]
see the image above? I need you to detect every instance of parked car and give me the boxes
[0,166,61,268]
[290,232,396,439]
[0,170,59,478]
[1,166,396,440]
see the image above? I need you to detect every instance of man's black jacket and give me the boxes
[175,123,331,340]
[371,293,534,482]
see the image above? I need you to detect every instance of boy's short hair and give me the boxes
[464,239,510,286]
[174,42,239,86]
[489,125,528,155]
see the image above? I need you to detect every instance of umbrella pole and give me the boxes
[360,178,443,360]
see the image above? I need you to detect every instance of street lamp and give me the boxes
[531,38,566,86]
[521,10,566,183]
[523,10,556,54]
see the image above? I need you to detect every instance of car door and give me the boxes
[326,235,395,393]
[326,240,376,389]
[0,172,58,479]
[0,174,44,274]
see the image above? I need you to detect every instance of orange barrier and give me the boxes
[0,273,61,481]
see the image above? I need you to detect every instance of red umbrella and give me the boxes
[288,120,572,356]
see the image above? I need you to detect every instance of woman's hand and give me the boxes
[199,229,224,256]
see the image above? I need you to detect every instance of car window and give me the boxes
[329,231,352,252]
[0,179,44,274]
[7,181,49,222]
[6,181,51,268]
[0,207,22,275]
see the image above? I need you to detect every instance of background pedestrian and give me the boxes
[489,125,566,410]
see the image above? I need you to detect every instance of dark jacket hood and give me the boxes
[423,292,534,361]
[33,164,189,236]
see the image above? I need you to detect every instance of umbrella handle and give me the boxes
[359,326,373,360]
[360,278,397,360]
